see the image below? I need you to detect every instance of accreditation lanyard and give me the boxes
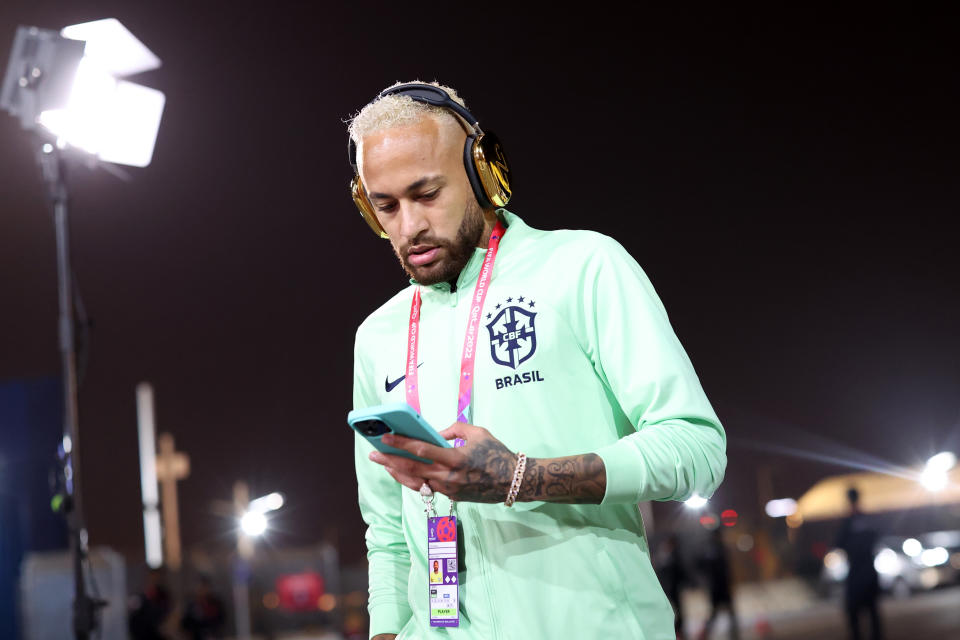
[404,220,506,421]
[405,220,505,629]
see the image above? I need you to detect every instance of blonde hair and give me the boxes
[347,80,469,149]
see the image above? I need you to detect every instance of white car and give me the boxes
[821,530,960,598]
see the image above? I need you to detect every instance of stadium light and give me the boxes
[1,19,164,167]
[240,511,268,537]
[926,452,956,473]
[902,538,922,558]
[919,451,956,492]
[249,492,285,514]
[684,494,708,509]
[239,492,285,537]
[234,488,284,640]
[764,497,798,518]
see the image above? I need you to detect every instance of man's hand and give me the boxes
[367,422,608,504]
[369,423,515,502]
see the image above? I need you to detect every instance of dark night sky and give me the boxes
[1,3,958,564]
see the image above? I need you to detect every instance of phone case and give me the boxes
[348,402,451,463]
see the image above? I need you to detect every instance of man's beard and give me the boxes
[394,200,486,286]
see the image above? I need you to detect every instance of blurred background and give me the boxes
[0,2,957,639]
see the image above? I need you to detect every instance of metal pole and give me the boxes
[136,383,164,568]
[233,481,252,640]
[39,144,101,640]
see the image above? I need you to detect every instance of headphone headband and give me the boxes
[378,83,481,130]
[347,83,481,169]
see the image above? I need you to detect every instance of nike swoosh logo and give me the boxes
[385,363,423,392]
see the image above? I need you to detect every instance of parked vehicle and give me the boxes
[821,530,960,598]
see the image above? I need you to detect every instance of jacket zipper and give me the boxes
[454,280,501,639]
[465,504,501,639]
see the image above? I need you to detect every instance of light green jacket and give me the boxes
[353,211,726,639]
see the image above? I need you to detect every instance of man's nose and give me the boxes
[397,200,429,241]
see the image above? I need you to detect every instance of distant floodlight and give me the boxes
[824,549,848,581]
[764,498,798,518]
[926,452,957,473]
[919,470,946,492]
[1,20,164,167]
[873,548,901,576]
[240,511,268,537]
[920,546,949,568]
[249,492,285,514]
[919,454,952,492]
[902,538,923,558]
[684,494,708,509]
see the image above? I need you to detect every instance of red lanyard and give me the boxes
[405,220,506,422]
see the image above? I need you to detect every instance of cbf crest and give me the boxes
[486,296,538,369]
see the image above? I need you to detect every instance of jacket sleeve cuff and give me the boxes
[595,441,645,505]
[368,600,412,638]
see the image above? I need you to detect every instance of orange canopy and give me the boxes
[795,468,960,523]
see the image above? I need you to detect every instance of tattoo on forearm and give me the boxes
[446,439,515,502]
[518,454,606,504]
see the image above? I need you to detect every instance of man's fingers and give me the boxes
[369,449,431,476]
[437,423,474,440]
[384,466,426,492]
[378,458,454,494]
[368,448,460,494]
[381,433,459,465]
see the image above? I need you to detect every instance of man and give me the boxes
[836,487,883,640]
[180,575,225,640]
[656,534,689,640]
[349,81,726,639]
[128,568,172,640]
[698,528,739,640]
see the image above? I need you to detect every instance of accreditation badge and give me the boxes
[427,515,459,627]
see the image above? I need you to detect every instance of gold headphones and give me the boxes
[347,84,512,238]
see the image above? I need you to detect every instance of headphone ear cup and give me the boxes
[463,134,493,209]
[351,175,389,238]
[469,132,512,208]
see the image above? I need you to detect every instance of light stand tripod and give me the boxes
[2,21,165,638]
[39,143,106,640]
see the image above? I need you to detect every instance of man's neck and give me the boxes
[476,209,498,248]
[448,210,499,292]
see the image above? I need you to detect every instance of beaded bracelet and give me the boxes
[504,453,527,507]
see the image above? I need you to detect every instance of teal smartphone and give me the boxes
[348,402,451,464]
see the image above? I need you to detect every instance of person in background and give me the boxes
[698,528,739,640]
[181,574,225,640]
[836,487,883,640]
[128,568,172,640]
[656,533,690,640]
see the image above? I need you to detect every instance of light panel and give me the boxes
[61,18,160,77]
[38,56,165,167]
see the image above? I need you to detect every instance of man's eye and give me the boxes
[375,202,397,213]
[419,190,439,201]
